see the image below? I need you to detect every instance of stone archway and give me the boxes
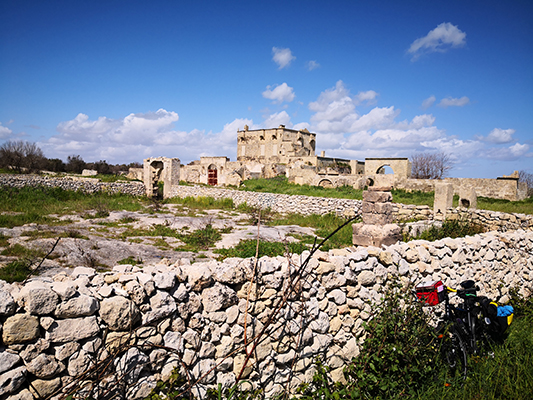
[208,164,218,186]
[318,179,333,188]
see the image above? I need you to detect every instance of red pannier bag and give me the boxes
[416,280,446,306]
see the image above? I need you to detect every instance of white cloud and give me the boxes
[43,109,251,164]
[438,96,470,108]
[304,82,485,164]
[354,90,378,105]
[477,128,515,144]
[408,22,466,61]
[0,123,13,139]
[484,143,531,160]
[272,47,295,69]
[421,95,436,109]
[306,60,320,71]
[262,83,296,104]
[263,111,292,128]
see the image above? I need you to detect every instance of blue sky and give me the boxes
[1,0,531,178]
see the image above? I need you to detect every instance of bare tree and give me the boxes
[0,140,46,173]
[519,170,533,197]
[411,152,452,179]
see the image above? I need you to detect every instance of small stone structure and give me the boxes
[434,182,454,220]
[143,157,180,198]
[458,187,477,210]
[352,186,402,247]
[81,169,98,176]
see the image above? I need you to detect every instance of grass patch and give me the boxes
[153,238,171,250]
[93,174,131,182]
[167,196,235,210]
[268,213,358,251]
[119,216,137,224]
[175,224,221,252]
[0,234,10,247]
[117,256,143,265]
[392,189,435,207]
[0,260,32,283]
[476,196,533,215]
[0,186,147,228]
[1,243,46,259]
[240,176,363,199]
[404,218,485,242]
[215,239,309,260]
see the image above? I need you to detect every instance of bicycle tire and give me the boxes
[441,327,468,380]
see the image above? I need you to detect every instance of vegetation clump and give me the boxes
[403,218,485,242]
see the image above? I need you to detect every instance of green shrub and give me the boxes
[298,280,441,400]
[403,218,484,242]
[176,224,222,252]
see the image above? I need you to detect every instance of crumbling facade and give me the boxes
[237,125,316,163]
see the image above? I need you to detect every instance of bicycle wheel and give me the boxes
[440,327,468,380]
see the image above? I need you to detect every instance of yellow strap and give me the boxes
[508,314,514,325]
[447,287,457,293]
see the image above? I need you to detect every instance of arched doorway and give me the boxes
[150,160,164,198]
[318,179,333,188]
[208,164,217,186]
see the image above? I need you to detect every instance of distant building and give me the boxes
[237,125,316,164]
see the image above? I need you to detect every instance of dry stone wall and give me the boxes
[0,174,145,196]
[170,185,362,217]
[172,185,533,232]
[0,230,532,399]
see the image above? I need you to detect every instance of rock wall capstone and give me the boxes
[0,230,532,399]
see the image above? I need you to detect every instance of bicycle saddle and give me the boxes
[460,280,476,289]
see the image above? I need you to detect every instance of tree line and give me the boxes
[0,140,141,175]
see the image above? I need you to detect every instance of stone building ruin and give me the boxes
[136,125,527,201]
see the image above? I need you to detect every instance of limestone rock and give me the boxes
[144,291,177,324]
[201,282,238,313]
[18,283,58,315]
[68,350,93,377]
[358,270,376,286]
[0,352,20,374]
[100,296,140,330]
[46,316,100,343]
[28,377,61,398]
[0,289,16,316]
[0,366,26,396]
[55,295,99,318]
[182,262,214,291]
[26,354,63,379]
[2,314,39,345]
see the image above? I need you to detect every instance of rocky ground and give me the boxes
[0,204,315,277]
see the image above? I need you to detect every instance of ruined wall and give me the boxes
[364,158,411,178]
[237,126,316,164]
[394,177,526,201]
[169,185,533,232]
[0,230,531,399]
[0,174,145,196]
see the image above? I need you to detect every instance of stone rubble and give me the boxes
[0,229,530,399]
